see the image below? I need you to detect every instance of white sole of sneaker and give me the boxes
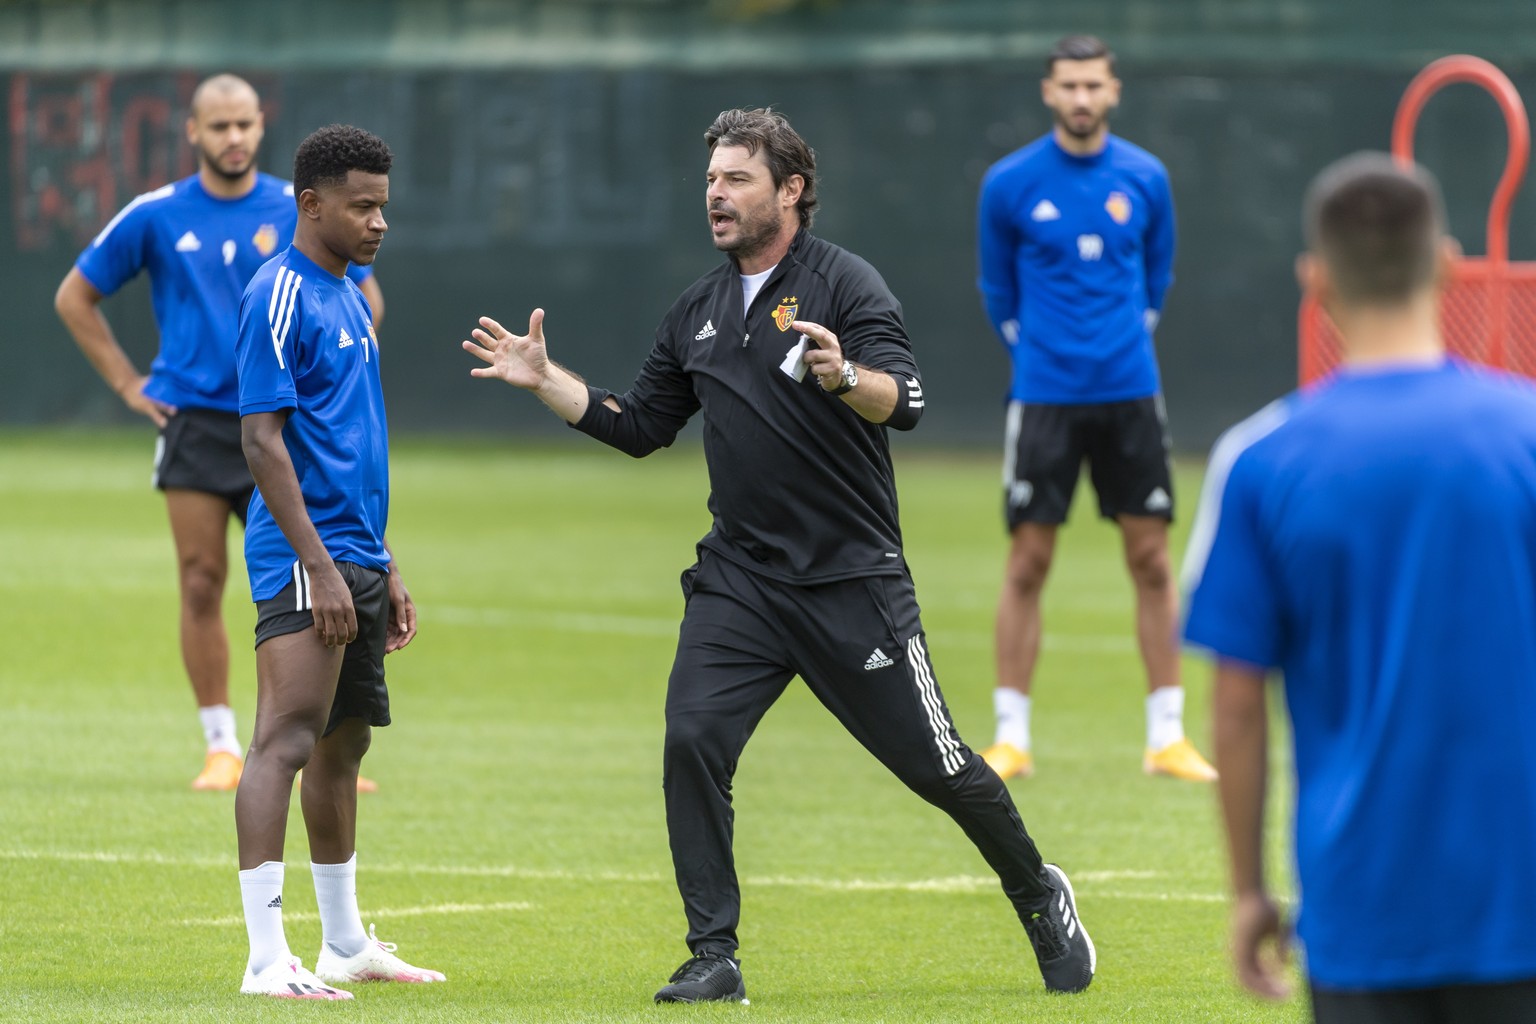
[240,980,352,1000]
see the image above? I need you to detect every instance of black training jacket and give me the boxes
[573,229,925,584]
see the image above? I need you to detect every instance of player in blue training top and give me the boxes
[54,74,384,792]
[1184,153,1536,1023]
[231,124,442,1000]
[974,35,1215,783]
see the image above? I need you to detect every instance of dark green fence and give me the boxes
[5,1,1536,449]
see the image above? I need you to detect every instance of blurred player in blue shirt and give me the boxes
[232,124,441,1000]
[54,75,383,791]
[975,36,1214,783]
[1184,153,1536,1022]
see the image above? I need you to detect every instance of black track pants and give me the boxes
[662,551,1053,955]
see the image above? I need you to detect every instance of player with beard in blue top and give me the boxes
[975,35,1214,783]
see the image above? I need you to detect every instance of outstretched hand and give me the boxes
[463,310,551,391]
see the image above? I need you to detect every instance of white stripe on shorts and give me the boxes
[1002,400,1024,487]
[151,434,165,488]
[292,560,312,612]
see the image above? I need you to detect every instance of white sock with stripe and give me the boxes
[1146,686,1187,752]
[312,854,370,958]
[240,860,290,976]
[199,704,241,757]
[993,689,1031,751]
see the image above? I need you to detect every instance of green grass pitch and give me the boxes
[0,429,1296,1023]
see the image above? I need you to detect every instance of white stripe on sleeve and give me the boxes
[267,268,303,371]
[90,184,175,247]
[1180,399,1293,593]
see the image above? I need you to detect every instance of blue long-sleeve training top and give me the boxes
[977,133,1175,404]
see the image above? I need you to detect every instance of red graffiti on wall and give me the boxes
[8,72,283,252]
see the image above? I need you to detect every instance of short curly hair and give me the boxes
[704,108,817,228]
[293,124,392,195]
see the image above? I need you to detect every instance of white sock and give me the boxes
[239,861,290,975]
[993,689,1032,751]
[312,854,369,958]
[199,704,242,757]
[1146,686,1187,751]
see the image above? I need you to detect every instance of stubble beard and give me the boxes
[714,207,782,265]
[1056,109,1108,141]
[199,143,254,182]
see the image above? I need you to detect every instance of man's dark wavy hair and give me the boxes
[293,124,392,194]
[705,107,818,227]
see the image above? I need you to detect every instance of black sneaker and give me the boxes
[653,950,747,1004]
[1024,863,1096,993]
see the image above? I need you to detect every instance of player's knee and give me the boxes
[1125,543,1172,590]
[1004,549,1052,594]
[251,725,321,774]
[326,722,371,765]
[179,558,227,616]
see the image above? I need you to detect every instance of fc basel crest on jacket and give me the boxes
[772,297,799,331]
[1104,191,1132,225]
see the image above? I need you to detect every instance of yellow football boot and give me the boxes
[1143,738,1219,781]
[191,750,244,791]
[980,742,1035,780]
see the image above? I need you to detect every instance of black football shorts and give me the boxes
[1002,395,1174,528]
[152,407,256,523]
[254,560,392,736]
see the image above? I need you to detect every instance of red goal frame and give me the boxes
[1298,55,1533,385]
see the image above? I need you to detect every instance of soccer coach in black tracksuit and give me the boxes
[462,107,1095,1005]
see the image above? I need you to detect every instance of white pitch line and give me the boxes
[1093,890,1229,904]
[2,850,1223,901]
[0,849,230,869]
[181,900,536,928]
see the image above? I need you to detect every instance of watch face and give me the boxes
[842,362,858,388]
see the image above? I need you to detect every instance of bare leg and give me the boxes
[1117,515,1180,693]
[985,523,1058,776]
[165,488,236,709]
[1120,513,1214,779]
[996,523,1058,697]
[302,718,370,865]
[236,630,343,869]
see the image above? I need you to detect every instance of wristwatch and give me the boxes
[826,360,859,396]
